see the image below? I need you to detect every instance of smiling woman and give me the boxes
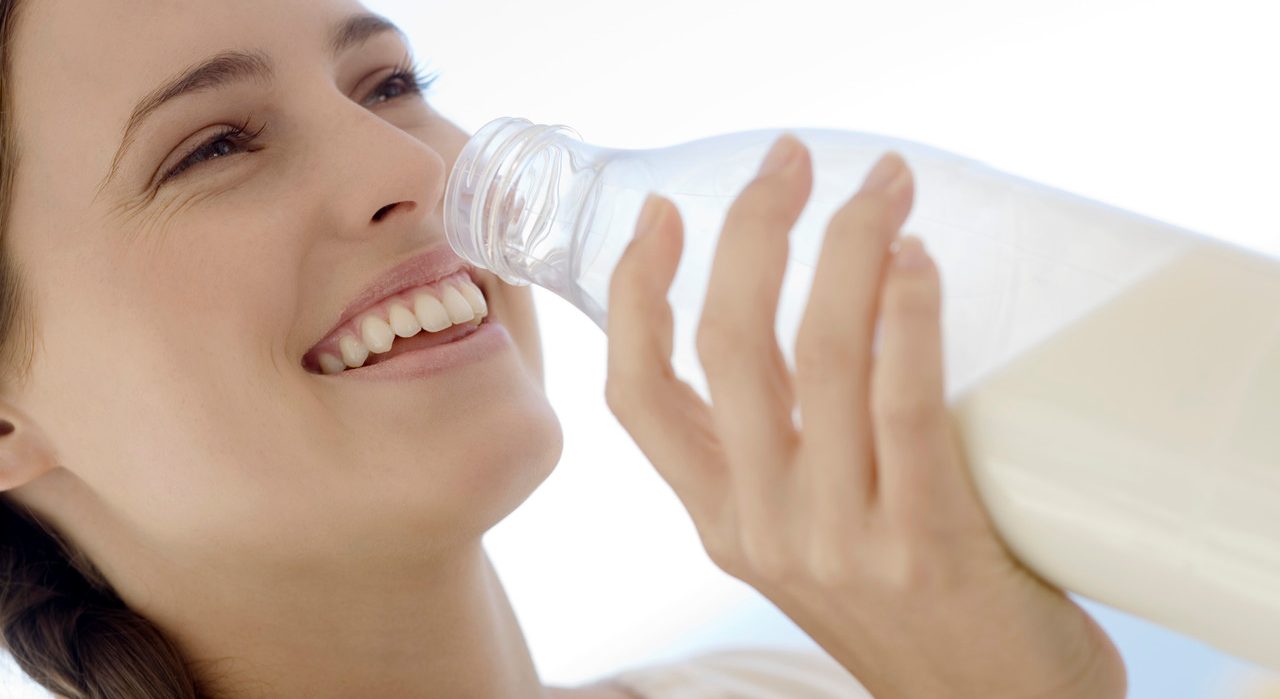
[0,0,575,697]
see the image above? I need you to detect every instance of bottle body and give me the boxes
[445,117,1280,670]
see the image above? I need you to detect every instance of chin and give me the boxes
[336,364,564,553]
[450,391,564,537]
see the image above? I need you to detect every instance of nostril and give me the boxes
[372,201,416,223]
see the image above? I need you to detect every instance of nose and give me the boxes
[371,200,416,224]
[317,104,445,243]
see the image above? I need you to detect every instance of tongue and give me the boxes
[363,320,482,367]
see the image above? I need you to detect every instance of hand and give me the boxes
[604,134,1127,699]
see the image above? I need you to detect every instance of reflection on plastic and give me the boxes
[445,116,1280,671]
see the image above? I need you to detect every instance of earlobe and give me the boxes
[0,407,60,492]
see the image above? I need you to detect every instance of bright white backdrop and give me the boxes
[3,0,1278,697]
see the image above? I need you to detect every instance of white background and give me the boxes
[4,0,1279,696]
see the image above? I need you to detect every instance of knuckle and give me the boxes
[695,316,742,363]
[738,530,800,587]
[872,395,943,438]
[805,536,859,590]
[603,376,629,414]
[883,550,926,592]
[700,529,745,578]
[794,329,852,378]
[604,373,650,421]
[880,544,948,594]
[603,380,635,422]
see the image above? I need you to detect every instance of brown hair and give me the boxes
[0,1,213,696]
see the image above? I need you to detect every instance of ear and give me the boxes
[0,402,59,492]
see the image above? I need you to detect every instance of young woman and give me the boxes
[0,0,1127,696]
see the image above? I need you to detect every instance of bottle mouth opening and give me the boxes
[445,117,580,286]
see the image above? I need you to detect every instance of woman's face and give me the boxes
[5,0,562,591]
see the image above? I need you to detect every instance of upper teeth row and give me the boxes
[313,272,488,374]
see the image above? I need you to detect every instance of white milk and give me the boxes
[952,241,1280,670]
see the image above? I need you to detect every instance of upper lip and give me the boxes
[307,245,477,356]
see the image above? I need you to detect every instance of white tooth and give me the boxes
[361,315,396,354]
[440,286,475,323]
[388,303,422,338]
[339,335,370,368]
[318,352,347,375]
[414,292,452,332]
[456,278,488,317]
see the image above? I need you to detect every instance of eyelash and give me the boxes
[159,61,441,185]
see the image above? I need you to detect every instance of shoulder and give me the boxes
[602,645,873,699]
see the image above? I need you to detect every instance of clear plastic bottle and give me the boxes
[445,116,1280,671]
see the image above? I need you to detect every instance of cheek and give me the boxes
[26,215,307,527]
[118,201,303,367]
[25,324,273,561]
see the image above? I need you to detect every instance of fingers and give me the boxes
[871,236,966,530]
[606,194,722,507]
[696,134,811,494]
[794,153,914,518]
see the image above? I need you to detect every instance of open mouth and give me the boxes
[303,269,490,375]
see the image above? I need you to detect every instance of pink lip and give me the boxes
[306,245,474,359]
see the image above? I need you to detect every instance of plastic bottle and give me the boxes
[444,116,1280,671]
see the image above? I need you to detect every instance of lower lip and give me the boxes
[327,318,512,381]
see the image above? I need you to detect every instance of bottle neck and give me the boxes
[445,117,597,291]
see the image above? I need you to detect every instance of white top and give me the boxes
[603,646,874,698]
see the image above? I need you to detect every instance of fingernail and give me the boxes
[894,235,930,270]
[0,420,13,437]
[758,135,799,177]
[863,153,907,195]
[636,193,665,236]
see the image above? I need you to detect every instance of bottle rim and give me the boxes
[444,116,582,285]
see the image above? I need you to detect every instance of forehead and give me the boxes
[16,0,372,69]
[8,0,372,151]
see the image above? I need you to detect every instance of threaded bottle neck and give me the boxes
[444,117,584,286]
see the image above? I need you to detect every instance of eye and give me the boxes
[362,61,440,107]
[159,119,266,185]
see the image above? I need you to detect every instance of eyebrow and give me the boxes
[99,13,404,191]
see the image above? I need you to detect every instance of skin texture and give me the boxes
[606,140,1129,699]
[0,0,631,696]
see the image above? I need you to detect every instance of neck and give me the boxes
[152,541,555,698]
